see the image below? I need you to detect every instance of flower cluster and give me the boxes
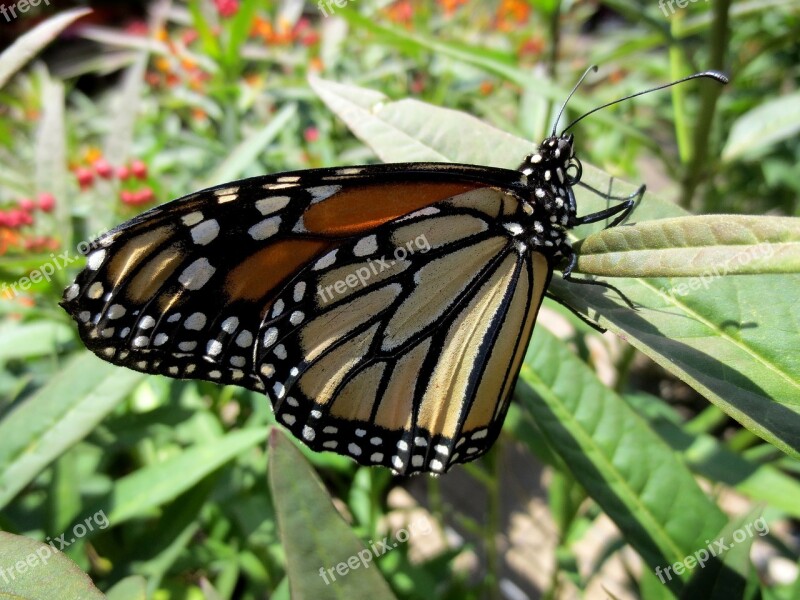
[0,193,58,255]
[72,150,154,207]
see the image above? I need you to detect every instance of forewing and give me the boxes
[61,164,519,393]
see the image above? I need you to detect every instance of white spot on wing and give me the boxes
[191,219,220,245]
[182,212,204,226]
[221,316,239,333]
[184,312,207,330]
[65,284,79,301]
[307,185,342,204]
[256,196,290,215]
[293,281,306,302]
[313,250,337,271]
[107,304,126,320]
[179,258,216,290]
[353,235,378,257]
[87,249,106,271]
[248,216,281,240]
[236,330,253,347]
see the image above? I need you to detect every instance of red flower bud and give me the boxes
[94,158,114,179]
[37,193,55,212]
[18,198,36,212]
[75,167,94,189]
[130,160,148,180]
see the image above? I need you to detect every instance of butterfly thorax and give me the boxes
[516,133,579,259]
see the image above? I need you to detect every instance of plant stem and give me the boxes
[679,0,732,208]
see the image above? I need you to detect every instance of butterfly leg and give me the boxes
[561,252,637,310]
[544,292,607,333]
[574,184,644,229]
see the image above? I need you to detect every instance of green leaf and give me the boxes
[574,215,800,277]
[0,8,93,90]
[94,427,268,525]
[202,103,298,187]
[0,321,73,362]
[309,75,532,167]
[105,576,147,600]
[626,393,800,520]
[223,0,261,71]
[268,429,397,600]
[0,532,105,599]
[722,92,800,161]
[34,67,69,252]
[311,77,800,458]
[679,508,766,599]
[0,352,145,509]
[187,0,221,60]
[518,327,728,593]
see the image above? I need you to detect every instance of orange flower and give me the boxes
[439,0,467,15]
[0,228,21,256]
[385,0,413,23]
[496,0,530,30]
[309,57,324,73]
[154,56,173,74]
[479,81,495,96]
[251,16,273,40]
[83,147,103,164]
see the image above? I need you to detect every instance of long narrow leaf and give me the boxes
[0,8,92,89]
[269,429,397,600]
[0,352,145,509]
[518,327,728,593]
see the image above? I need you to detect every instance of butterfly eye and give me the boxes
[565,159,582,185]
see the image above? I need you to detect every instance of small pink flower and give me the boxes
[131,160,148,180]
[18,198,36,212]
[93,158,114,179]
[37,193,55,212]
[75,167,94,190]
[214,0,239,18]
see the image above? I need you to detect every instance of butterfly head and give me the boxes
[519,132,580,184]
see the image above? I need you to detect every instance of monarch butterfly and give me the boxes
[61,68,727,475]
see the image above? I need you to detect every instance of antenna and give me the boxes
[560,70,729,134]
[551,65,598,136]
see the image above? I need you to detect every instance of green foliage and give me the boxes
[0,1,797,599]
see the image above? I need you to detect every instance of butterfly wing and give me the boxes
[260,187,553,474]
[62,163,549,474]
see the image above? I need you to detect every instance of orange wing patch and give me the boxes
[303,181,482,236]
[224,238,331,303]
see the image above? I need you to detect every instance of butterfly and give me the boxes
[61,68,727,475]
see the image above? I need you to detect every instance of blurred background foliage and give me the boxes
[0,0,798,599]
